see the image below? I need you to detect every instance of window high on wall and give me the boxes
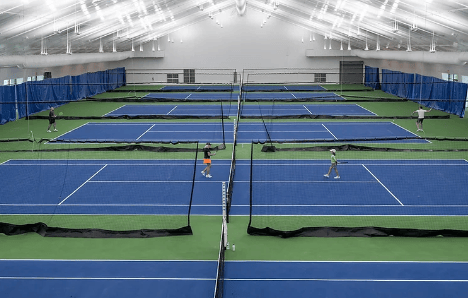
[167,73,179,83]
[442,73,458,82]
[314,73,326,83]
[184,69,195,83]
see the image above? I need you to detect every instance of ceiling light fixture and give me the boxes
[406,28,412,52]
[99,38,104,53]
[430,32,436,53]
[392,18,398,33]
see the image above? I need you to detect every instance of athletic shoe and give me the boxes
[47,130,51,133]
[206,174,212,178]
[334,176,340,179]
[323,174,329,178]
[201,171,205,176]
[53,129,58,132]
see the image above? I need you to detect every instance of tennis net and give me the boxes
[214,220,227,298]
[214,182,229,298]
[0,140,199,238]
[225,94,242,222]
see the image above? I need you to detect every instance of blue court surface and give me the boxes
[0,260,217,298]
[52,122,423,144]
[1,260,467,298]
[143,92,239,101]
[236,122,427,143]
[142,92,344,101]
[230,159,468,216]
[105,104,375,117]
[160,85,239,92]
[223,261,468,298]
[54,122,230,143]
[242,84,326,91]
[1,159,467,217]
[0,159,231,215]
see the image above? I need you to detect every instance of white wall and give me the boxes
[120,8,360,84]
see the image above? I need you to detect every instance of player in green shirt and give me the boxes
[324,149,340,179]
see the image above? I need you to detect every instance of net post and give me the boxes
[222,181,226,221]
[222,181,228,247]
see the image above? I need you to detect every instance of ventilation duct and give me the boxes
[235,0,247,16]
[0,51,135,69]
[352,50,468,66]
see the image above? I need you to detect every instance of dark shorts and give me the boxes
[417,118,424,124]
[49,118,55,124]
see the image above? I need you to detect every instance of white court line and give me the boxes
[355,104,378,116]
[58,165,108,205]
[166,106,178,115]
[0,159,10,165]
[4,204,468,208]
[0,277,215,281]
[87,180,216,183]
[235,204,468,208]
[84,122,224,126]
[322,124,338,140]
[2,162,232,166]
[362,164,403,206]
[0,259,216,262]
[46,122,89,144]
[239,130,327,133]
[145,130,223,133]
[136,124,155,140]
[388,121,430,143]
[103,105,126,116]
[303,105,313,115]
[0,203,203,207]
[224,278,468,282]
[185,94,192,99]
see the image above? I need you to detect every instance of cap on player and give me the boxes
[330,149,336,153]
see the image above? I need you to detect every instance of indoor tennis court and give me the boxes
[2,1,468,297]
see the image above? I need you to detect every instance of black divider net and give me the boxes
[0,141,200,238]
[247,140,468,238]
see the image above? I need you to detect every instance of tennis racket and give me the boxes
[338,161,348,164]
[214,143,226,151]
[58,112,63,116]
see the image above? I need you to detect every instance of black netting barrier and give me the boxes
[247,139,468,238]
[0,141,200,238]
[214,221,227,298]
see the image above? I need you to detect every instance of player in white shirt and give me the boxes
[412,106,432,132]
